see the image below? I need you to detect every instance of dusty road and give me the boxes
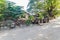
[0,17,60,40]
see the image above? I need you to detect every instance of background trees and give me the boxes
[0,0,6,12]
[27,0,60,19]
[0,0,60,29]
[0,0,27,21]
[44,0,60,18]
[0,0,6,21]
[27,0,43,14]
[0,1,25,20]
[0,0,60,23]
[0,0,27,29]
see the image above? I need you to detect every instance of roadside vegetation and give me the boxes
[0,0,60,30]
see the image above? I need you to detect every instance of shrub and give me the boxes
[25,20,31,26]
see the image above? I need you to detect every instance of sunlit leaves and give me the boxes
[56,1,60,9]
[0,0,6,12]
[29,15,34,20]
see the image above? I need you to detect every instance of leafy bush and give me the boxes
[38,13,44,20]
[25,20,31,26]
[0,14,4,21]
[29,15,34,21]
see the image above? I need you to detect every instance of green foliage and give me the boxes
[29,15,34,20]
[3,1,24,20]
[20,13,26,18]
[0,14,4,21]
[44,0,60,17]
[0,0,6,12]
[27,0,60,19]
[0,0,26,21]
[25,20,31,26]
[27,0,43,13]
[38,13,44,19]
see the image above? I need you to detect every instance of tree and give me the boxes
[27,0,42,13]
[44,0,60,18]
[27,0,60,18]
[0,0,6,21]
[27,0,60,23]
[3,1,25,20]
[0,0,6,12]
[27,0,45,23]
